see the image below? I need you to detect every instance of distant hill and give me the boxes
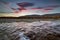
[18,13,60,19]
[43,13,60,16]
[0,13,60,19]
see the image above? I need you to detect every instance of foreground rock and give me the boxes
[0,21,60,40]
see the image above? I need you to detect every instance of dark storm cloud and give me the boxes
[17,2,34,7]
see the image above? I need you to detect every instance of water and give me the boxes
[19,32,30,40]
[0,20,60,40]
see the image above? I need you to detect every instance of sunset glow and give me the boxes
[0,0,60,17]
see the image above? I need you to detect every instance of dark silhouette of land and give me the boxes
[0,13,60,19]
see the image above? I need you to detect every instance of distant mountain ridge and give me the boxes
[43,13,60,16]
[25,13,60,16]
[0,13,60,19]
[18,13,60,18]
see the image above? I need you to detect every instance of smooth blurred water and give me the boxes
[0,20,60,40]
[19,32,30,40]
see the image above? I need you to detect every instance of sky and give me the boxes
[0,0,60,16]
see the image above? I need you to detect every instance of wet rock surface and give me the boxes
[0,20,60,40]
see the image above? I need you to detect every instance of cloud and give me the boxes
[44,7,53,10]
[31,7,43,10]
[47,5,60,8]
[17,2,34,7]
[42,5,60,12]
[17,7,26,10]
[31,7,53,12]
[11,8,16,10]
[42,8,54,12]
[31,5,60,12]
[11,7,27,13]
[0,1,10,5]
[0,2,9,6]
[11,4,60,13]
[11,8,19,13]
[11,2,34,12]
